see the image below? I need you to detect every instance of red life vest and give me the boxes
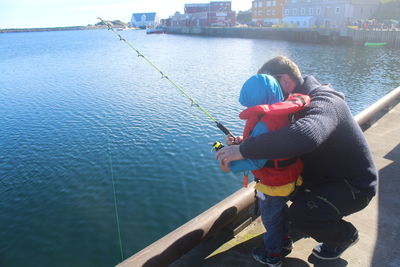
[240,93,311,187]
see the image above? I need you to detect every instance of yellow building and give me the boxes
[252,0,287,25]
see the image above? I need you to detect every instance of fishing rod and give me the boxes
[97,17,235,138]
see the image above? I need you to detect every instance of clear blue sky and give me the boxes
[0,0,252,29]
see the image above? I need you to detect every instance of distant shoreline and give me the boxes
[0,25,107,33]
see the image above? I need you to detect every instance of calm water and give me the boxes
[0,29,399,267]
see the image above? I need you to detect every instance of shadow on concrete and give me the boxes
[199,233,310,267]
[144,206,239,267]
[371,143,400,267]
[143,229,205,267]
[284,257,311,267]
[307,254,348,266]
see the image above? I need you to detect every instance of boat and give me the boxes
[364,42,387,47]
[146,26,165,34]
[116,27,130,31]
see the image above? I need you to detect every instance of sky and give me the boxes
[0,0,252,29]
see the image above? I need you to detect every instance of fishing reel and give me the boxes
[212,141,224,152]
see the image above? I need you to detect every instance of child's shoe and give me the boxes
[252,247,282,267]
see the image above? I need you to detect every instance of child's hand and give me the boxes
[219,158,231,172]
[215,145,244,167]
[226,135,243,145]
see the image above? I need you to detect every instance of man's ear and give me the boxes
[280,74,291,89]
[280,74,296,94]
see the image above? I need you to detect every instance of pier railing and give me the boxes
[117,86,400,267]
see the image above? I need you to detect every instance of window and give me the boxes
[267,10,271,15]
[272,9,276,15]
[316,7,321,15]
[272,1,276,6]
[301,8,305,15]
[293,8,297,15]
[335,7,340,14]
[267,1,271,7]
[309,8,314,15]
[285,9,289,15]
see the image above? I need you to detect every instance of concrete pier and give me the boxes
[118,86,400,267]
[171,99,400,267]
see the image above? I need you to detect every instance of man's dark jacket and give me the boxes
[240,75,378,198]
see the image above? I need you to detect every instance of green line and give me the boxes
[98,17,218,124]
[106,129,124,261]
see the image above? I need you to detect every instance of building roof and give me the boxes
[132,12,156,22]
[185,3,209,7]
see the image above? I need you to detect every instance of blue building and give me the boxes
[131,12,158,28]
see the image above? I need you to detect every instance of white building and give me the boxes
[283,0,380,28]
[131,12,158,28]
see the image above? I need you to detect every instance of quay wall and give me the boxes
[350,29,400,48]
[166,27,400,48]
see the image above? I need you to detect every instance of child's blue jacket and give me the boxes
[230,74,283,173]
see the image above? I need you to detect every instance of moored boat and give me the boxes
[364,42,387,47]
[146,27,165,34]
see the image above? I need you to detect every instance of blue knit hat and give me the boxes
[239,74,283,108]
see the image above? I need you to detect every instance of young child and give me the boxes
[219,74,310,267]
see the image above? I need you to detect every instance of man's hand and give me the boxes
[215,145,244,169]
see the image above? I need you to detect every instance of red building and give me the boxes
[208,1,236,26]
[185,3,209,13]
[171,1,236,27]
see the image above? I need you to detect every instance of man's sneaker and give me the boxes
[281,238,293,257]
[252,247,282,267]
[312,231,359,260]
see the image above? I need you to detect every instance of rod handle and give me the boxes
[216,122,234,138]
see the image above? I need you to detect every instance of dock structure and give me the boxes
[166,27,400,48]
[118,86,400,267]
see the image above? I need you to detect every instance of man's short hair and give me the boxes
[257,56,302,84]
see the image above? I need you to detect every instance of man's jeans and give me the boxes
[258,193,289,254]
[289,181,371,247]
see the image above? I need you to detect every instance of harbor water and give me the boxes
[1,29,399,267]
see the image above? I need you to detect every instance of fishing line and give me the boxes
[98,19,236,261]
[106,128,124,261]
[97,17,234,137]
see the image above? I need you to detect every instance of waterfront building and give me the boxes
[169,12,190,27]
[251,0,287,26]
[170,1,236,27]
[131,12,158,28]
[283,0,380,28]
